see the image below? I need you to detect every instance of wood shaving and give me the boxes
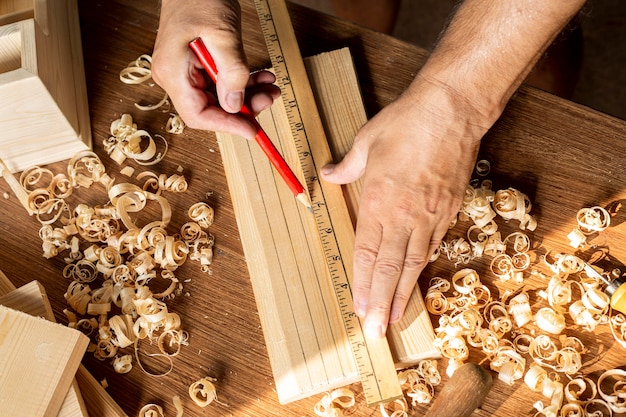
[112,354,133,374]
[166,114,186,134]
[314,388,355,417]
[189,376,226,407]
[119,54,169,111]
[173,395,184,417]
[138,404,164,417]
[424,170,626,416]
[396,360,441,406]
[379,398,408,417]
[16,150,218,386]
[106,114,168,166]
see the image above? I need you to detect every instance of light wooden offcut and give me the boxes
[0,271,129,417]
[0,304,89,417]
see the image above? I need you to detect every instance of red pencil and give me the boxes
[188,37,312,212]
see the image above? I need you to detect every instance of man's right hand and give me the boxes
[152,0,280,140]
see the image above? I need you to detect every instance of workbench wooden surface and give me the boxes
[2,1,626,416]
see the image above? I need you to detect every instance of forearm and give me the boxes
[414,0,586,126]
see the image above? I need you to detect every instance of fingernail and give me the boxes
[364,320,386,339]
[321,164,334,175]
[389,307,402,323]
[226,91,244,112]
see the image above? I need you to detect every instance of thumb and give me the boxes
[320,141,368,185]
[212,46,250,114]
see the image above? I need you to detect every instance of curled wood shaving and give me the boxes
[120,54,153,84]
[508,292,533,328]
[189,376,225,407]
[133,338,174,378]
[564,377,597,404]
[166,114,186,134]
[138,404,164,417]
[314,388,355,416]
[475,159,491,176]
[112,354,133,374]
[138,171,188,194]
[493,188,537,231]
[609,312,626,348]
[534,308,566,335]
[524,363,549,392]
[107,114,168,165]
[397,360,441,406]
[188,202,214,228]
[532,380,564,417]
[119,54,170,111]
[597,369,626,413]
[379,398,408,417]
[576,206,611,234]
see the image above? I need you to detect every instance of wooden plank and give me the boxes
[303,48,439,366]
[217,47,438,403]
[0,280,55,320]
[74,366,129,417]
[0,274,128,417]
[0,304,89,417]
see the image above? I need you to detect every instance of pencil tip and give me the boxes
[296,193,313,213]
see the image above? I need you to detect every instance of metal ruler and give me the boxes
[252,0,403,406]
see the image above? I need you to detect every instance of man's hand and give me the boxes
[152,0,280,140]
[322,0,585,338]
[321,77,484,338]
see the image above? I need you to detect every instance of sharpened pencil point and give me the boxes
[296,192,313,213]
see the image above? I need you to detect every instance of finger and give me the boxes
[387,230,433,324]
[389,209,455,323]
[360,220,413,338]
[350,201,383,321]
[184,94,258,138]
[205,32,250,113]
[320,139,368,185]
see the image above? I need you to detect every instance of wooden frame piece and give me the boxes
[0,0,91,174]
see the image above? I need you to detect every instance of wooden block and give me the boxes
[0,280,55,319]
[0,281,89,417]
[217,48,438,403]
[0,304,89,417]
[0,274,128,417]
[0,0,91,174]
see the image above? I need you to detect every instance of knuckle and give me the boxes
[374,258,403,279]
[393,290,412,306]
[403,253,428,271]
[353,245,378,269]
[367,301,391,315]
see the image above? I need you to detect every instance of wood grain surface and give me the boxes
[1,1,626,416]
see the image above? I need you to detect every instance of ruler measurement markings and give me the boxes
[254,0,401,405]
